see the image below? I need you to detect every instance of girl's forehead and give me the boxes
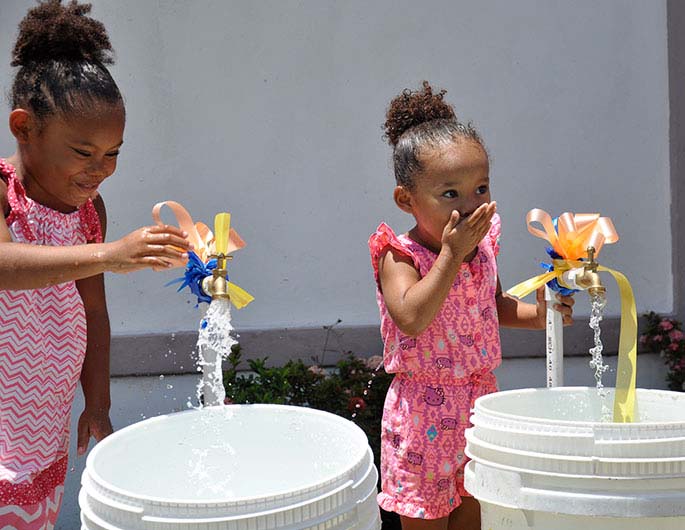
[52,105,125,143]
[420,140,489,183]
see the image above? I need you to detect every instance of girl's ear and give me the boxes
[393,185,414,214]
[9,109,35,144]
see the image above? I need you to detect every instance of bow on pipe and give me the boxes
[507,209,637,423]
[152,201,254,309]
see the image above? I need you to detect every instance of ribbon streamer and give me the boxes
[152,201,254,309]
[152,201,245,265]
[507,209,636,423]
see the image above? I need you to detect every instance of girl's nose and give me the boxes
[87,158,111,179]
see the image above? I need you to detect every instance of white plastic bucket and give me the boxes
[79,404,380,530]
[464,387,685,530]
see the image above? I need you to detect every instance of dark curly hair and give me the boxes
[10,0,123,122]
[383,81,484,189]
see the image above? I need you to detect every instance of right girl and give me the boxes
[369,82,574,530]
[0,1,192,527]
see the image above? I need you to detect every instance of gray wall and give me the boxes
[0,1,674,369]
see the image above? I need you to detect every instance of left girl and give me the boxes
[0,1,192,527]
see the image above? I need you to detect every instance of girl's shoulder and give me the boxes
[368,223,420,278]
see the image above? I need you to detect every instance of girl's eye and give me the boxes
[72,148,91,157]
[476,185,489,195]
[106,151,120,158]
[442,190,458,199]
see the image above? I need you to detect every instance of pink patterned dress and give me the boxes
[369,214,502,520]
[0,159,102,528]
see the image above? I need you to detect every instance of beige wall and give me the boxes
[0,1,673,365]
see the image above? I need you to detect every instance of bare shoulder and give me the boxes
[377,246,420,293]
[91,193,108,239]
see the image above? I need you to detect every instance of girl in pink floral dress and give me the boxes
[369,82,574,530]
[0,2,192,528]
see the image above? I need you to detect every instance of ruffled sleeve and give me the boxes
[368,223,419,284]
[487,213,501,258]
[79,199,103,243]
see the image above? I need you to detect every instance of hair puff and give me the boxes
[11,0,113,67]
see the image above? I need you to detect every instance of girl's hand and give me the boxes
[77,407,113,456]
[441,202,497,261]
[534,286,575,328]
[106,224,193,273]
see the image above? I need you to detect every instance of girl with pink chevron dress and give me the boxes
[0,2,192,527]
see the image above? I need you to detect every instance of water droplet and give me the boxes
[166,384,173,389]
[159,375,165,380]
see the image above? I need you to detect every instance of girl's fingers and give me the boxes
[148,224,188,237]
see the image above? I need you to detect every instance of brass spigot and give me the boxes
[574,246,606,296]
[201,254,232,300]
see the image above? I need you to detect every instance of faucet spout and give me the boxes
[574,246,606,296]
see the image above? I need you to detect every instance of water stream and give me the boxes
[195,298,237,407]
[588,291,611,420]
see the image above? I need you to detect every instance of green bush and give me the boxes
[640,311,685,391]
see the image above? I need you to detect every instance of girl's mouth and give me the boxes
[76,182,99,193]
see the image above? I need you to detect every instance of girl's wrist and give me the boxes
[98,242,120,273]
[435,246,464,275]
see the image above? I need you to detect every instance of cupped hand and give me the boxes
[77,407,113,456]
[441,202,497,261]
[534,286,575,328]
[106,224,193,273]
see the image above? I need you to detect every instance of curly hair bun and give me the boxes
[384,81,456,147]
[11,0,113,67]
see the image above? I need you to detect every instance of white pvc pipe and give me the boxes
[545,285,564,387]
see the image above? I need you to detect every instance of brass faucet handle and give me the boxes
[585,246,598,271]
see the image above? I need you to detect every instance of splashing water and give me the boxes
[588,291,611,420]
[195,299,237,407]
[351,357,384,420]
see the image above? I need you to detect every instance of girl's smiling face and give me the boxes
[16,103,125,213]
[395,138,490,253]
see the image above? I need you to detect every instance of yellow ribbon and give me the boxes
[151,201,254,309]
[507,209,636,423]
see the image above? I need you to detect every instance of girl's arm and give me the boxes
[378,245,461,336]
[495,277,574,329]
[379,204,496,337]
[0,188,192,290]
[76,195,112,455]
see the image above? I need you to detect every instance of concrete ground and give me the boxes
[59,352,669,529]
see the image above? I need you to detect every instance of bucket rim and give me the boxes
[472,387,685,428]
[85,404,370,506]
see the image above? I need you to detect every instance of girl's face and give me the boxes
[396,138,490,253]
[19,104,125,213]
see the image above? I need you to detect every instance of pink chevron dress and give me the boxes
[0,159,102,528]
[369,215,502,520]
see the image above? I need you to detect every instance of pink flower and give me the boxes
[308,365,326,376]
[669,343,680,352]
[659,319,674,331]
[639,335,648,344]
[669,330,684,342]
[654,335,663,342]
[365,355,384,370]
